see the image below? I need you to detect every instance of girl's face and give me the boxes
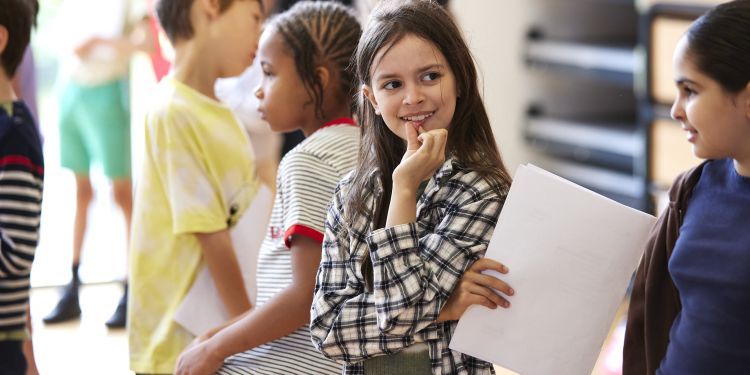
[254,29,314,133]
[363,34,458,141]
[671,36,750,161]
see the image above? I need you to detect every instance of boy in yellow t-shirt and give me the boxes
[128,0,264,372]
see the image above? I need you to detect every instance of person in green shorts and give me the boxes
[43,0,153,328]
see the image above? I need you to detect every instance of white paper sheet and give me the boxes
[174,185,273,336]
[449,164,655,375]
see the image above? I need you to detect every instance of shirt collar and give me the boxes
[320,117,357,130]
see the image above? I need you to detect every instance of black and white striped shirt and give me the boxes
[311,159,505,375]
[0,102,44,334]
[219,120,359,374]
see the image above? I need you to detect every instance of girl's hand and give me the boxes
[437,258,514,322]
[182,333,209,353]
[392,122,448,191]
[174,341,224,375]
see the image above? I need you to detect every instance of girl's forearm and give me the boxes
[385,185,418,227]
[200,308,253,341]
[204,285,313,360]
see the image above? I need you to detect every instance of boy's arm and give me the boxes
[175,235,322,375]
[195,230,252,317]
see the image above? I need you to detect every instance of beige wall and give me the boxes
[450,1,532,175]
[637,0,727,10]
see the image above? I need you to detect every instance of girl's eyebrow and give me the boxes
[675,77,698,87]
[374,72,399,82]
[374,63,446,82]
[418,63,444,72]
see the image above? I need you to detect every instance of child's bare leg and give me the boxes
[43,174,92,323]
[105,178,132,328]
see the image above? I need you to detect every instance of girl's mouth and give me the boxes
[685,129,697,143]
[400,111,434,126]
[682,125,698,143]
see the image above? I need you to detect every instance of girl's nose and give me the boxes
[254,85,263,99]
[670,97,685,122]
[403,85,424,105]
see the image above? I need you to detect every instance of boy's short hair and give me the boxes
[156,0,260,43]
[0,0,36,77]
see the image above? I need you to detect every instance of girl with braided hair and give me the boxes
[174,2,361,374]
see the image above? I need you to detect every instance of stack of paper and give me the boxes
[174,185,273,336]
[449,164,655,375]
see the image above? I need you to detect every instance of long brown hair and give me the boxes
[345,0,512,228]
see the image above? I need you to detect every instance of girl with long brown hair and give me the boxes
[311,1,515,373]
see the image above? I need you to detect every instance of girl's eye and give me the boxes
[683,86,696,97]
[423,72,441,81]
[383,80,402,90]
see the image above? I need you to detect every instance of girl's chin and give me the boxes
[690,145,713,160]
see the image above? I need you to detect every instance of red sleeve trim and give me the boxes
[283,224,324,249]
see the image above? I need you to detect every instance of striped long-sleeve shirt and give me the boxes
[0,101,44,334]
[311,159,506,375]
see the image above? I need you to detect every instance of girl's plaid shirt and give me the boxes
[311,159,506,375]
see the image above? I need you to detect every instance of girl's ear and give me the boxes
[0,26,8,58]
[745,81,750,120]
[362,85,380,115]
[316,66,331,91]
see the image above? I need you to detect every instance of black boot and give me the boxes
[105,283,127,328]
[43,275,81,324]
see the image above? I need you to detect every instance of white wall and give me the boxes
[450,0,532,174]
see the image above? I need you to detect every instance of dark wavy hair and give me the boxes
[0,0,37,77]
[345,0,512,228]
[686,0,750,93]
[266,1,362,119]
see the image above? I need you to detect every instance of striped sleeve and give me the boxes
[281,151,341,248]
[0,103,44,331]
[0,157,43,278]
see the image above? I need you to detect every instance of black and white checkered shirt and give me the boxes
[311,159,505,375]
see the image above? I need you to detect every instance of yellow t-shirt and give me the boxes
[128,78,258,373]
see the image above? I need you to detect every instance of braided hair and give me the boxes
[267,1,362,120]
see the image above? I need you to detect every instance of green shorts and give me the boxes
[59,78,131,179]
